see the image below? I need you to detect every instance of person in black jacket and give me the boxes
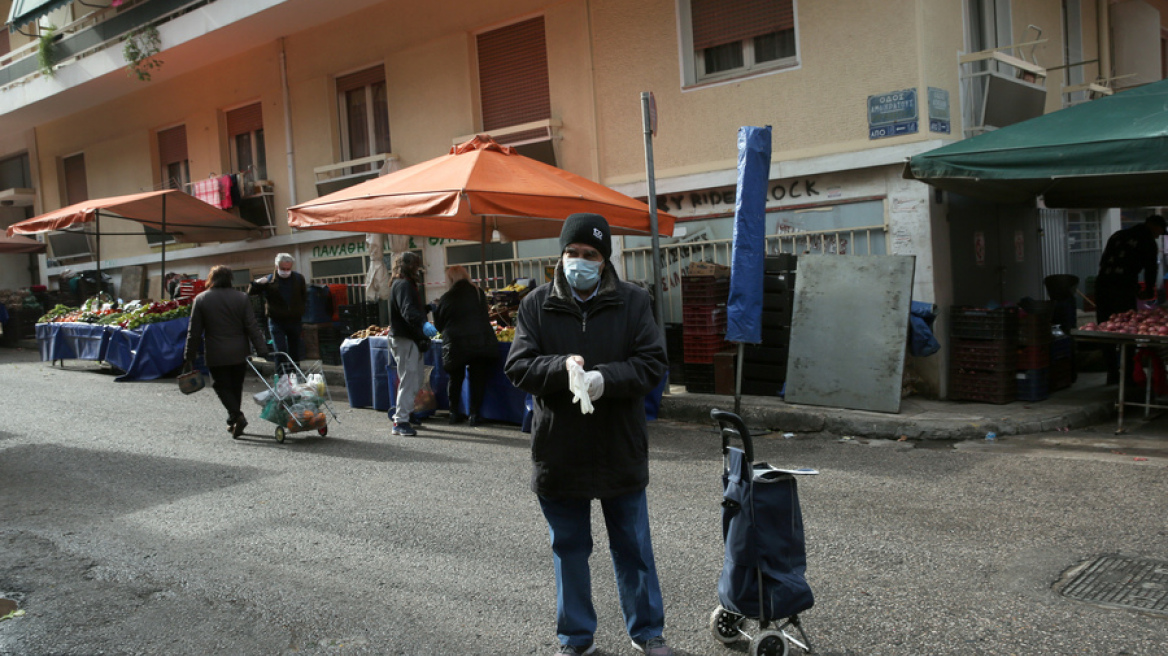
[434,265,498,426]
[1095,215,1167,383]
[388,251,436,437]
[184,265,270,438]
[248,252,307,364]
[505,213,672,656]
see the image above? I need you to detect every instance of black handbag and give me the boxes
[177,363,205,395]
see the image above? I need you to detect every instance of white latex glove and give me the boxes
[583,370,604,402]
[566,358,594,414]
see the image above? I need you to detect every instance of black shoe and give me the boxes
[468,414,480,427]
[449,412,467,425]
[232,418,248,439]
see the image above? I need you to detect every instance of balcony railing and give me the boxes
[0,0,206,89]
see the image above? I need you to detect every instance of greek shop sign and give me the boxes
[656,177,822,217]
[310,236,451,260]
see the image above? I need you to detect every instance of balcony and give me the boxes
[313,153,397,198]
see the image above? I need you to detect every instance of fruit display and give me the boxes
[38,296,191,329]
[494,323,515,343]
[1080,306,1168,336]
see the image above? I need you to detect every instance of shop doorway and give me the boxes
[949,195,1044,307]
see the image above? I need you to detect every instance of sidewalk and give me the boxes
[256,355,1119,441]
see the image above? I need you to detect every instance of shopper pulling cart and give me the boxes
[248,352,337,443]
[708,409,818,656]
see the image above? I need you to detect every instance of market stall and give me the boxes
[1072,328,1168,433]
[36,321,111,363]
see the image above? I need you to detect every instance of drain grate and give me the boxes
[1060,555,1168,615]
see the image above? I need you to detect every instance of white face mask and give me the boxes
[276,269,292,279]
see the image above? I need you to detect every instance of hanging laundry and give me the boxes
[217,174,234,209]
[192,178,219,206]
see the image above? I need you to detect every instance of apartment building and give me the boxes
[1,0,1165,397]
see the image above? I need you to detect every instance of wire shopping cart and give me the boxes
[247,352,338,443]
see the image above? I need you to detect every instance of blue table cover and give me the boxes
[36,322,111,362]
[0,302,8,324]
[107,317,190,382]
[340,338,373,409]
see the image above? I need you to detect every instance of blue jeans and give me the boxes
[267,319,302,363]
[538,489,665,648]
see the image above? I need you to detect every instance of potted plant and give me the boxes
[123,25,163,81]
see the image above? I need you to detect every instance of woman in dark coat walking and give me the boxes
[433,266,498,425]
[184,265,270,438]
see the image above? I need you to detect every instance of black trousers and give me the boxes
[1095,278,1138,383]
[445,356,495,417]
[208,362,247,424]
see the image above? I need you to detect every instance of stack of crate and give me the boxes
[949,306,1019,403]
[681,274,731,393]
[740,254,796,397]
[1016,308,1053,402]
[1049,336,1074,391]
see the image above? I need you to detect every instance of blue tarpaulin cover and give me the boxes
[726,126,772,344]
[908,301,940,357]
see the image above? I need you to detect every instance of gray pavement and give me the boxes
[2,345,1167,656]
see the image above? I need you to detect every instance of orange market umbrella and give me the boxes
[7,189,261,293]
[287,135,675,243]
[0,233,47,254]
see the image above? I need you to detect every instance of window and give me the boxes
[62,153,87,205]
[157,125,189,190]
[1067,210,1101,253]
[0,152,31,190]
[226,103,266,180]
[337,66,390,173]
[682,0,798,85]
[477,17,551,137]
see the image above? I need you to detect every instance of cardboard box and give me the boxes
[687,261,731,277]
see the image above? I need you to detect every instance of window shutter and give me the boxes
[226,103,263,137]
[336,66,386,94]
[691,0,794,51]
[477,16,551,132]
[63,154,88,205]
[157,125,188,166]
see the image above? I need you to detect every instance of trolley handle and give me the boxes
[710,408,753,463]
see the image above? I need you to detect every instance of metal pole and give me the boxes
[160,192,167,299]
[640,92,666,349]
[95,210,103,299]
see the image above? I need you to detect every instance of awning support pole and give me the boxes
[160,192,167,297]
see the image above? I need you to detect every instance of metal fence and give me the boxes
[303,224,885,326]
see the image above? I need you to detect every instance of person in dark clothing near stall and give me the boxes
[249,252,307,364]
[184,265,270,438]
[388,251,437,436]
[433,265,499,426]
[1095,214,1168,383]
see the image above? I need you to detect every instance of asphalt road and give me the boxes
[1,347,1166,656]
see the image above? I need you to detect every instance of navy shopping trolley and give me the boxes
[709,409,818,656]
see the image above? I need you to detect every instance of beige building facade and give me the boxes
[2,0,1166,397]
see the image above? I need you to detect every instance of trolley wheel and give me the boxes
[749,629,788,656]
[275,426,286,443]
[318,425,328,436]
[709,605,744,644]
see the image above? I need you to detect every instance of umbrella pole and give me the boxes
[160,193,167,300]
[481,218,488,286]
[95,210,103,300]
[640,93,667,349]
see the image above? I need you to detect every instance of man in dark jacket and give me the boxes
[388,251,437,436]
[185,265,270,437]
[248,252,307,364]
[1095,215,1167,383]
[505,213,671,656]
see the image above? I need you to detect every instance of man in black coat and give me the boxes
[1095,215,1167,383]
[388,251,436,436]
[248,252,306,364]
[505,213,672,656]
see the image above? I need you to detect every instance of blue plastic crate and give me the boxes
[1016,368,1050,402]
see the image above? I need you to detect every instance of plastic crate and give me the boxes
[1017,312,1054,345]
[950,306,1019,340]
[684,363,715,393]
[681,276,730,304]
[683,334,733,364]
[682,307,727,334]
[950,338,1018,372]
[1016,368,1050,402]
[950,368,1016,404]
[1016,344,1051,370]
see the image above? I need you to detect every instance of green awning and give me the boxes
[7,0,73,33]
[905,78,1168,208]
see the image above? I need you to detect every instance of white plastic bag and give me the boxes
[252,389,272,406]
[567,359,594,414]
